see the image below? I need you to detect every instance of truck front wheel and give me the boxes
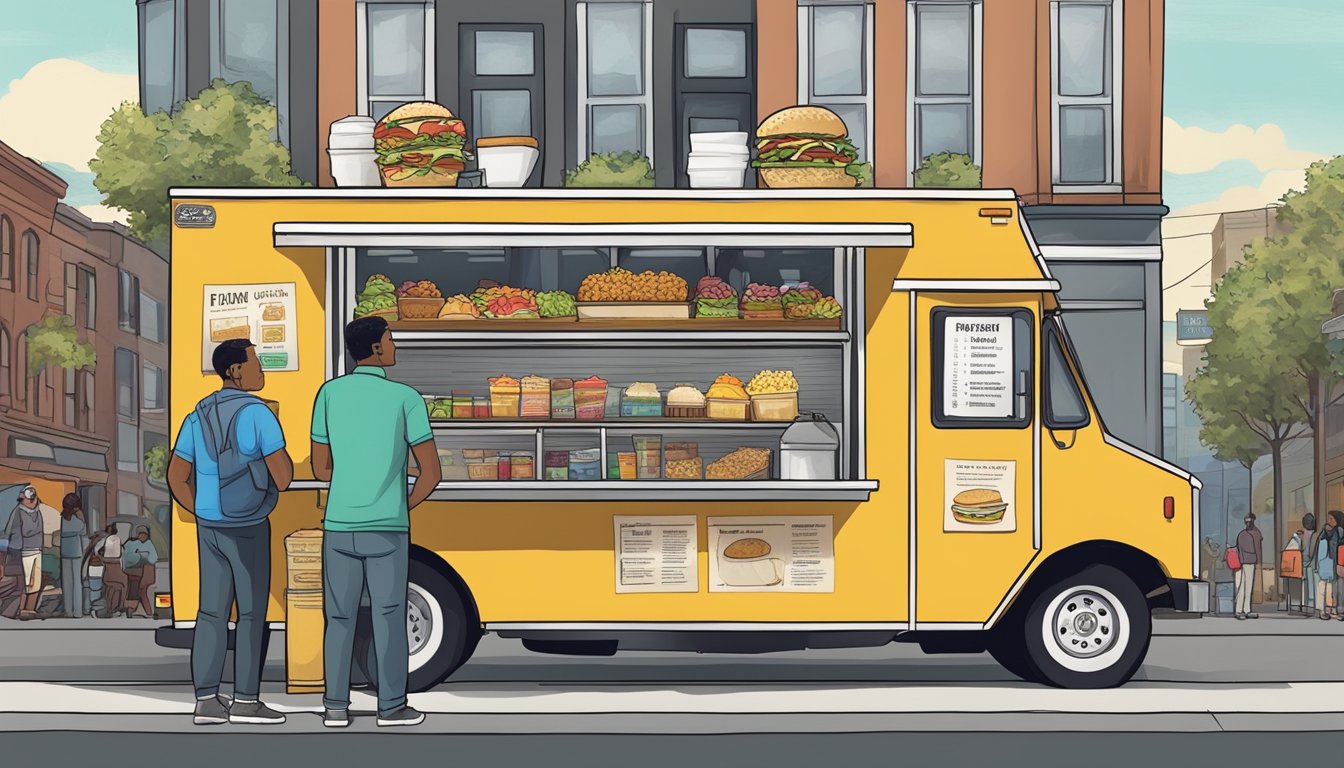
[1018,564,1151,688]
[354,558,481,693]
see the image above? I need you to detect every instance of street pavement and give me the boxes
[4,613,1344,765]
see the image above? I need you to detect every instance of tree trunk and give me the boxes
[1315,371,1331,522]
[1271,440,1285,564]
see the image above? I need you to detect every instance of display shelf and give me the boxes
[387,318,848,346]
[430,419,795,430]
[389,317,842,331]
[288,479,878,502]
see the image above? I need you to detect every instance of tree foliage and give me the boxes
[91,80,306,250]
[563,152,655,188]
[26,315,96,373]
[913,152,982,188]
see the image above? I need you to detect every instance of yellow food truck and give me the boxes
[159,188,1206,690]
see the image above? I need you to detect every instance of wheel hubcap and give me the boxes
[406,588,433,658]
[1053,590,1117,659]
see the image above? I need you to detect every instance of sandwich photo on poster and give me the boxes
[201,283,299,372]
[944,459,1016,533]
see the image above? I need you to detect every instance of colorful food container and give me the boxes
[489,375,521,419]
[574,376,609,421]
[550,378,575,419]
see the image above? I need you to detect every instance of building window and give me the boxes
[139,0,185,114]
[117,489,140,517]
[0,325,9,403]
[82,369,95,431]
[118,424,140,473]
[119,271,140,334]
[576,1,653,160]
[23,231,38,301]
[15,334,26,410]
[140,292,165,343]
[907,1,981,180]
[143,362,164,411]
[1051,0,1122,188]
[210,0,289,144]
[64,366,77,428]
[67,264,96,330]
[117,348,138,422]
[798,2,873,162]
[79,485,105,532]
[37,366,54,420]
[0,215,12,285]
[356,1,435,121]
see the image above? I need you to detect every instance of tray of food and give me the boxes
[576,268,691,319]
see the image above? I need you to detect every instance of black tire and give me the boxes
[988,607,1042,683]
[1017,564,1151,689]
[355,558,481,693]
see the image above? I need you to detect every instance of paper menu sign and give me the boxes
[944,459,1017,533]
[943,315,1014,419]
[201,283,299,372]
[708,516,834,593]
[614,516,698,593]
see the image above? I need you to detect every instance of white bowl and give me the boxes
[477,145,540,188]
[688,168,746,189]
[690,131,749,153]
[687,155,747,171]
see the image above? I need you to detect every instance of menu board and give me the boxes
[613,516,698,593]
[201,283,299,372]
[708,516,834,593]
[943,315,1013,419]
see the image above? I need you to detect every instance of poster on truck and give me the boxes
[944,459,1017,532]
[943,315,1014,419]
[613,516,698,593]
[708,516,834,592]
[201,282,299,372]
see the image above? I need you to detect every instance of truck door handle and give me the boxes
[1015,370,1029,419]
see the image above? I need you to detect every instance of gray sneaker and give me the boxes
[229,700,287,725]
[193,695,230,725]
[323,708,350,728]
[376,706,425,727]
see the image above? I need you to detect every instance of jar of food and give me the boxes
[473,397,490,419]
[452,390,474,420]
[550,378,575,420]
[574,376,609,421]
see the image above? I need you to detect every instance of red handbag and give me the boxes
[1227,547,1242,570]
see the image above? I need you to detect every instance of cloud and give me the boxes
[1172,168,1307,217]
[1163,117,1327,175]
[77,205,129,225]
[0,59,137,172]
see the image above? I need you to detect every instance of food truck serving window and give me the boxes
[930,308,1034,430]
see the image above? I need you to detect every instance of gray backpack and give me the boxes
[195,391,278,521]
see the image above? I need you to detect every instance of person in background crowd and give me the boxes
[3,486,47,619]
[123,527,158,618]
[1314,513,1339,620]
[58,493,88,618]
[1329,511,1344,622]
[1234,513,1263,620]
[1302,513,1317,614]
[93,524,127,618]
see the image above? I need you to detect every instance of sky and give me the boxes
[0,0,1339,222]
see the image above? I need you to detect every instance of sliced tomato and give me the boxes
[374,124,416,141]
[431,157,466,171]
[419,119,466,137]
[400,152,434,168]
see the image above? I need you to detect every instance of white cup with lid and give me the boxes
[328,116,380,186]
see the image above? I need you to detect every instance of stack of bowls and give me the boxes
[327,116,381,187]
[687,132,749,188]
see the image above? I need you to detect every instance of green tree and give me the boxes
[913,152,982,188]
[1244,157,1344,532]
[26,314,96,373]
[1187,256,1307,555]
[91,80,306,251]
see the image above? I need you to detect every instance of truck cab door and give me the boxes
[913,294,1041,626]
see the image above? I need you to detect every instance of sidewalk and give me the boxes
[4,679,1344,734]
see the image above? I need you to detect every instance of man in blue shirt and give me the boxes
[168,339,294,726]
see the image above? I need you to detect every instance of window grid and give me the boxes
[209,0,289,145]
[355,1,436,119]
[906,1,982,182]
[0,215,12,283]
[797,2,874,165]
[23,231,38,301]
[1050,0,1123,190]
[576,1,655,163]
[0,325,9,401]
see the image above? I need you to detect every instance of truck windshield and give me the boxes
[1043,320,1090,429]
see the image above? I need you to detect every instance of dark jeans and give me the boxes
[191,520,271,699]
[322,531,408,716]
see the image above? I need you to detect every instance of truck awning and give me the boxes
[273,222,914,248]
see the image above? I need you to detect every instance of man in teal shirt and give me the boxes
[310,316,441,728]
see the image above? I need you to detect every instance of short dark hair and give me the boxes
[345,316,389,361]
[212,339,255,380]
[1330,510,1344,529]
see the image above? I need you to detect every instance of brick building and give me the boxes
[137,0,1165,452]
[0,140,170,553]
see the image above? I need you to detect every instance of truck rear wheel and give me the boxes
[1019,564,1151,688]
[355,558,480,693]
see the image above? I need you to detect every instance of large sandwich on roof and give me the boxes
[373,101,470,187]
[752,106,859,188]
